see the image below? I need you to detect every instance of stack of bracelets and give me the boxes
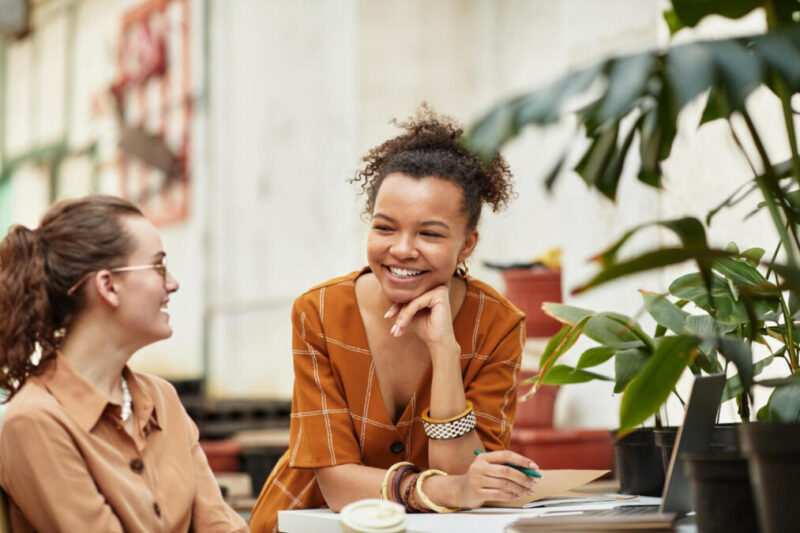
[380,462,458,513]
[379,401,476,513]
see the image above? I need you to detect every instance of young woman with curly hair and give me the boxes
[0,195,248,532]
[249,107,537,532]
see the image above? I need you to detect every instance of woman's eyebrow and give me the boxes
[373,213,394,222]
[420,220,450,230]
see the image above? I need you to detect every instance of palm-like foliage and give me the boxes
[466,0,800,433]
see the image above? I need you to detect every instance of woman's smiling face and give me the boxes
[367,173,478,304]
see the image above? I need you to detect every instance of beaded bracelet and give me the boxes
[402,472,423,513]
[422,400,476,440]
[391,464,420,503]
[381,462,413,501]
[415,469,459,513]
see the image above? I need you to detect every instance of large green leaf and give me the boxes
[542,303,643,345]
[669,272,774,323]
[754,30,800,90]
[668,0,760,31]
[722,354,776,401]
[619,335,700,433]
[666,41,715,107]
[614,348,650,393]
[713,257,779,295]
[685,315,737,336]
[594,52,655,124]
[642,291,689,334]
[576,341,646,369]
[764,382,800,422]
[576,346,616,369]
[574,248,732,295]
[538,317,592,375]
[575,125,619,189]
[715,336,754,392]
[594,217,710,268]
[540,365,614,385]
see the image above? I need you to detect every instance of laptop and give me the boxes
[506,373,726,532]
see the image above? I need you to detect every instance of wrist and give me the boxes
[428,339,460,365]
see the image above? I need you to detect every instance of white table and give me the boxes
[278,496,697,532]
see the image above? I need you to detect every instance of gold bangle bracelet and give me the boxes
[422,400,473,423]
[381,462,414,501]
[415,469,459,513]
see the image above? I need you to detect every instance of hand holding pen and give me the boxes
[456,449,541,507]
[473,450,542,478]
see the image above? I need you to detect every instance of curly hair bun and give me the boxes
[351,104,514,229]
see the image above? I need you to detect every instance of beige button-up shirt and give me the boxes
[0,353,248,532]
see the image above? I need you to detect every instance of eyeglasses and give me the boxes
[66,259,169,296]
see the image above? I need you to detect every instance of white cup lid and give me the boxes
[340,499,406,531]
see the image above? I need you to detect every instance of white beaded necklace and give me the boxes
[120,375,133,421]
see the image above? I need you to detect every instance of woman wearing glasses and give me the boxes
[249,107,537,532]
[0,195,247,532]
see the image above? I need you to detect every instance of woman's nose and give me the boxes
[390,233,419,259]
[166,272,180,292]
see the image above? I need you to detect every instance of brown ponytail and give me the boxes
[0,195,143,400]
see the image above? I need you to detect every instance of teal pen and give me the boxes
[473,450,542,478]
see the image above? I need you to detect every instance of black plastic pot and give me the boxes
[684,452,758,533]
[739,422,800,533]
[612,428,664,496]
[655,424,740,473]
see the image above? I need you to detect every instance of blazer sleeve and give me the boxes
[0,411,125,533]
[466,315,525,451]
[287,292,362,468]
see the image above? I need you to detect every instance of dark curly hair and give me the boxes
[351,105,514,230]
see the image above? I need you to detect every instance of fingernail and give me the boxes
[526,489,534,495]
[384,310,392,318]
[390,324,397,335]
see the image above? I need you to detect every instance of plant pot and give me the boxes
[612,428,664,496]
[683,452,758,533]
[739,422,800,533]
[654,424,740,474]
[501,268,562,338]
[515,370,559,429]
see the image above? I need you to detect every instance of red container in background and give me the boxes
[200,439,243,473]
[501,268,563,338]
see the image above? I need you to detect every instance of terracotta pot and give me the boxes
[199,439,242,473]
[510,428,614,471]
[515,370,559,429]
[501,268,563,338]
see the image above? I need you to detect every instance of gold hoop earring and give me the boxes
[455,262,469,279]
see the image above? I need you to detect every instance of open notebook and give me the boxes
[506,373,726,532]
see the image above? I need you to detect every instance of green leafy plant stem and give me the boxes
[773,75,800,190]
[740,108,800,265]
[777,273,800,370]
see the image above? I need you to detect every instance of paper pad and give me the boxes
[486,469,610,508]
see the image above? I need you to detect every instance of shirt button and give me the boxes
[129,458,144,474]
[153,502,161,518]
[390,441,405,454]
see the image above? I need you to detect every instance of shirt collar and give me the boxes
[38,352,159,433]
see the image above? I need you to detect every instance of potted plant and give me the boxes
[466,1,800,531]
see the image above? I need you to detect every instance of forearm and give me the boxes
[427,340,483,473]
[315,464,387,512]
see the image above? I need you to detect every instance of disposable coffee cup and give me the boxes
[340,498,406,533]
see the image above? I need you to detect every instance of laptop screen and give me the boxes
[659,373,726,514]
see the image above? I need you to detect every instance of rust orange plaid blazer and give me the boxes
[249,269,526,532]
